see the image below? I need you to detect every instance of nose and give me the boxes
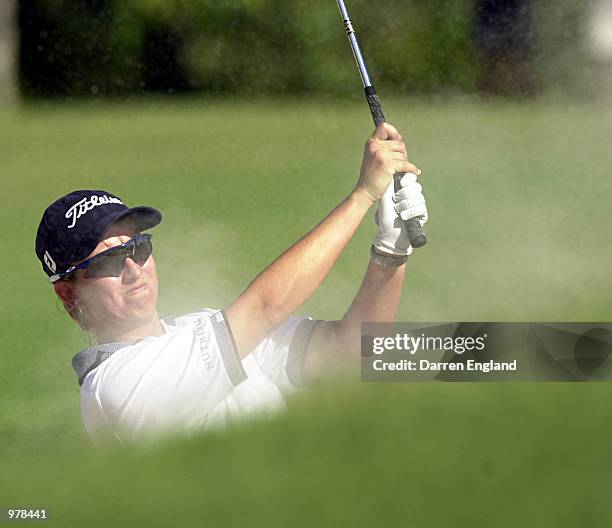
[122,256,143,283]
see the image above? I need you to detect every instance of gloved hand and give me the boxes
[372,172,428,257]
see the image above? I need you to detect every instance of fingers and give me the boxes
[393,174,428,224]
[369,137,421,176]
[398,172,418,186]
[391,160,420,176]
[366,138,408,160]
[384,150,408,162]
[395,174,423,205]
[372,149,420,175]
[372,122,401,141]
[395,199,428,223]
[369,124,409,160]
[394,182,423,201]
[387,158,420,175]
[382,140,408,155]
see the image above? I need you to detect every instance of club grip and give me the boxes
[365,86,427,249]
[365,89,386,127]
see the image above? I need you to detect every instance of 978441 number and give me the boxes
[3,509,48,521]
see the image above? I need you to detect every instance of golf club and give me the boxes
[336,0,427,248]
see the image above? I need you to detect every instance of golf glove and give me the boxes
[373,173,428,257]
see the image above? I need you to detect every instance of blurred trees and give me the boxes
[589,0,612,103]
[474,0,534,97]
[17,0,595,99]
[0,0,18,104]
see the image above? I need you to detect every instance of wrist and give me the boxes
[370,244,408,267]
[372,234,412,257]
[350,185,377,208]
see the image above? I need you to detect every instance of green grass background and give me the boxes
[1,98,611,526]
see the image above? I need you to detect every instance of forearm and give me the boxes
[226,187,374,355]
[302,257,406,379]
[254,187,374,320]
[342,258,406,331]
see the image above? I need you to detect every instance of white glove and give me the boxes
[373,173,428,256]
[393,173,428,222]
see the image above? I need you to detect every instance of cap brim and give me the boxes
[102,206,162,235]
[116,206,162,231]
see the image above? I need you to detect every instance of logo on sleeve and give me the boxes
[194,319,214,371]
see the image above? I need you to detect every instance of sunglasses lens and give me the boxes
[133,238,153,265]
[82,236,153,279]
[84,254,125,278]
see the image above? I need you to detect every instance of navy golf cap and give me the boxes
[35,190,162,281]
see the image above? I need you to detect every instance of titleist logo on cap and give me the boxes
[65,195,124,229]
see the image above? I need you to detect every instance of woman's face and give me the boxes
[68,221,159,333]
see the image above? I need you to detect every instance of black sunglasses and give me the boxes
[49,234,153,283]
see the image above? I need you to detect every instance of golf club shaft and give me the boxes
[336,0,427,249]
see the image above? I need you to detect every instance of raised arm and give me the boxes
[302,147,429,381]
[225,123,419,358]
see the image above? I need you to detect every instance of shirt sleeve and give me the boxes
[207,310,247,386]
[247,316,320,394]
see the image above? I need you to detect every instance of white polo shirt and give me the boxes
[72,310,317,448]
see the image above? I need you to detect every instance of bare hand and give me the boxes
[356,122,420,203]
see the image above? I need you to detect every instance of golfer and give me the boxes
[35,123,427,448]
